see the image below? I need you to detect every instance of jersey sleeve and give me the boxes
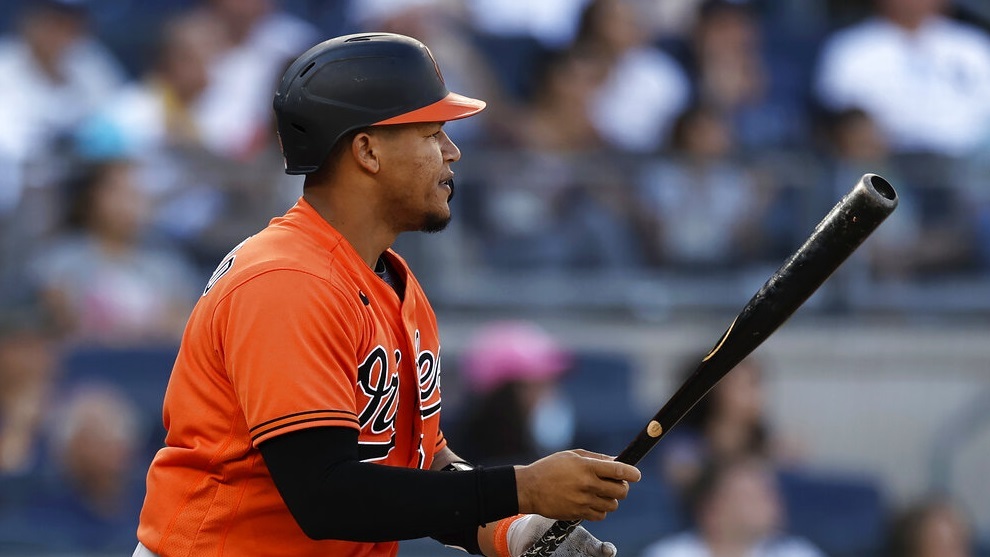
[216,269,364,447]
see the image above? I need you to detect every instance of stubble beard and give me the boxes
[420,213,451,233]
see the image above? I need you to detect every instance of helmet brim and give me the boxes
[372,91,486,126]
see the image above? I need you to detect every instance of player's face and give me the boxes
[374,122,461,233]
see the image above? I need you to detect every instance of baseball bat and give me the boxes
[521,173,898,556]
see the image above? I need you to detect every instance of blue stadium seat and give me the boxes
[399,537,467,556]
[979,538,990,557]
[470,33,549,101]
[560,351,646,456]
[59,344,179,452]
[776,468,888,557]
[0,471,143,553]
[586,471,686,555]
[0,472,42,516]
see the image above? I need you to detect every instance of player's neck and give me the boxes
[303,191,395,269]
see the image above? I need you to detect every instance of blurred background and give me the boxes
[0,0,988,555]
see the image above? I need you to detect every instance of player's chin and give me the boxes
[420,209,452,233]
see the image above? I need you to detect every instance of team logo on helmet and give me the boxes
[425,48,445,85]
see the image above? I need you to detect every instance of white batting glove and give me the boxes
[505,515,617,557]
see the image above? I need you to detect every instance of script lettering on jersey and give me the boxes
[415,330,441,419]
[356,345,399,462]
[414,330,442,469]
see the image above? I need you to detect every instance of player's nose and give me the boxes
[439,130,461,163]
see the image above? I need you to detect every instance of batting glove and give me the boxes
[495,514,617,557]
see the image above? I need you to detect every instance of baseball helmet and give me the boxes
[273,32,487,175]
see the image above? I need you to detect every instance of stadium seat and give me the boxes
[59,344,179,452]
[470,32,549,101]
[560,351,647,456]
[776,468,888,557]
[586,471,686,555]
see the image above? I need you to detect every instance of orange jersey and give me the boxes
[137,198,445,557]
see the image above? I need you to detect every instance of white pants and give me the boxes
[133,542,160,557]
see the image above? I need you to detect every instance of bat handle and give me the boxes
[519,430,657,556]
[520,519,581,557]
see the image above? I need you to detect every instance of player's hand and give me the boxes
[514,450,640,521]
[506,515,617,557]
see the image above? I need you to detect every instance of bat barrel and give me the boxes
[865,173,897,204]
[757,172,897,326]
[611,173,898,468]
[521,174,897,557]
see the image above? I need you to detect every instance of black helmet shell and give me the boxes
[273,33,485,175]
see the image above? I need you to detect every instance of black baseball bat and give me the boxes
[521,173,898,556]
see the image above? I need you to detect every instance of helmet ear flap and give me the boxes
[273,107,326,175]
[304,128,366,181]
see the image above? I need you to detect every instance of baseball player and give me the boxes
[133,33,640,557]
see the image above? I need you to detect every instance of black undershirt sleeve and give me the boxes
[258,426,518,546]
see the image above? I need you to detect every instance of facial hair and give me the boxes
[421,179,454,233]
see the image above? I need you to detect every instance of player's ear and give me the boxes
[351,130,381,174]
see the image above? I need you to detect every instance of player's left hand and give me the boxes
[506,514,617,557]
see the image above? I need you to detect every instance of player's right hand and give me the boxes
[513,449,640,521]
[506,514,617,557]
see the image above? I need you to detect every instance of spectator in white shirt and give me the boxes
[0,0,125,219]
[465,0,590,48]
[641,456,826,557]
[0,1,125,166]
[814,0,990,157]
[574,0,691,154]
[192,0,319,160]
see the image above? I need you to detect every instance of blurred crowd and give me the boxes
[1,0,990,325]
[0,0,988,554]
